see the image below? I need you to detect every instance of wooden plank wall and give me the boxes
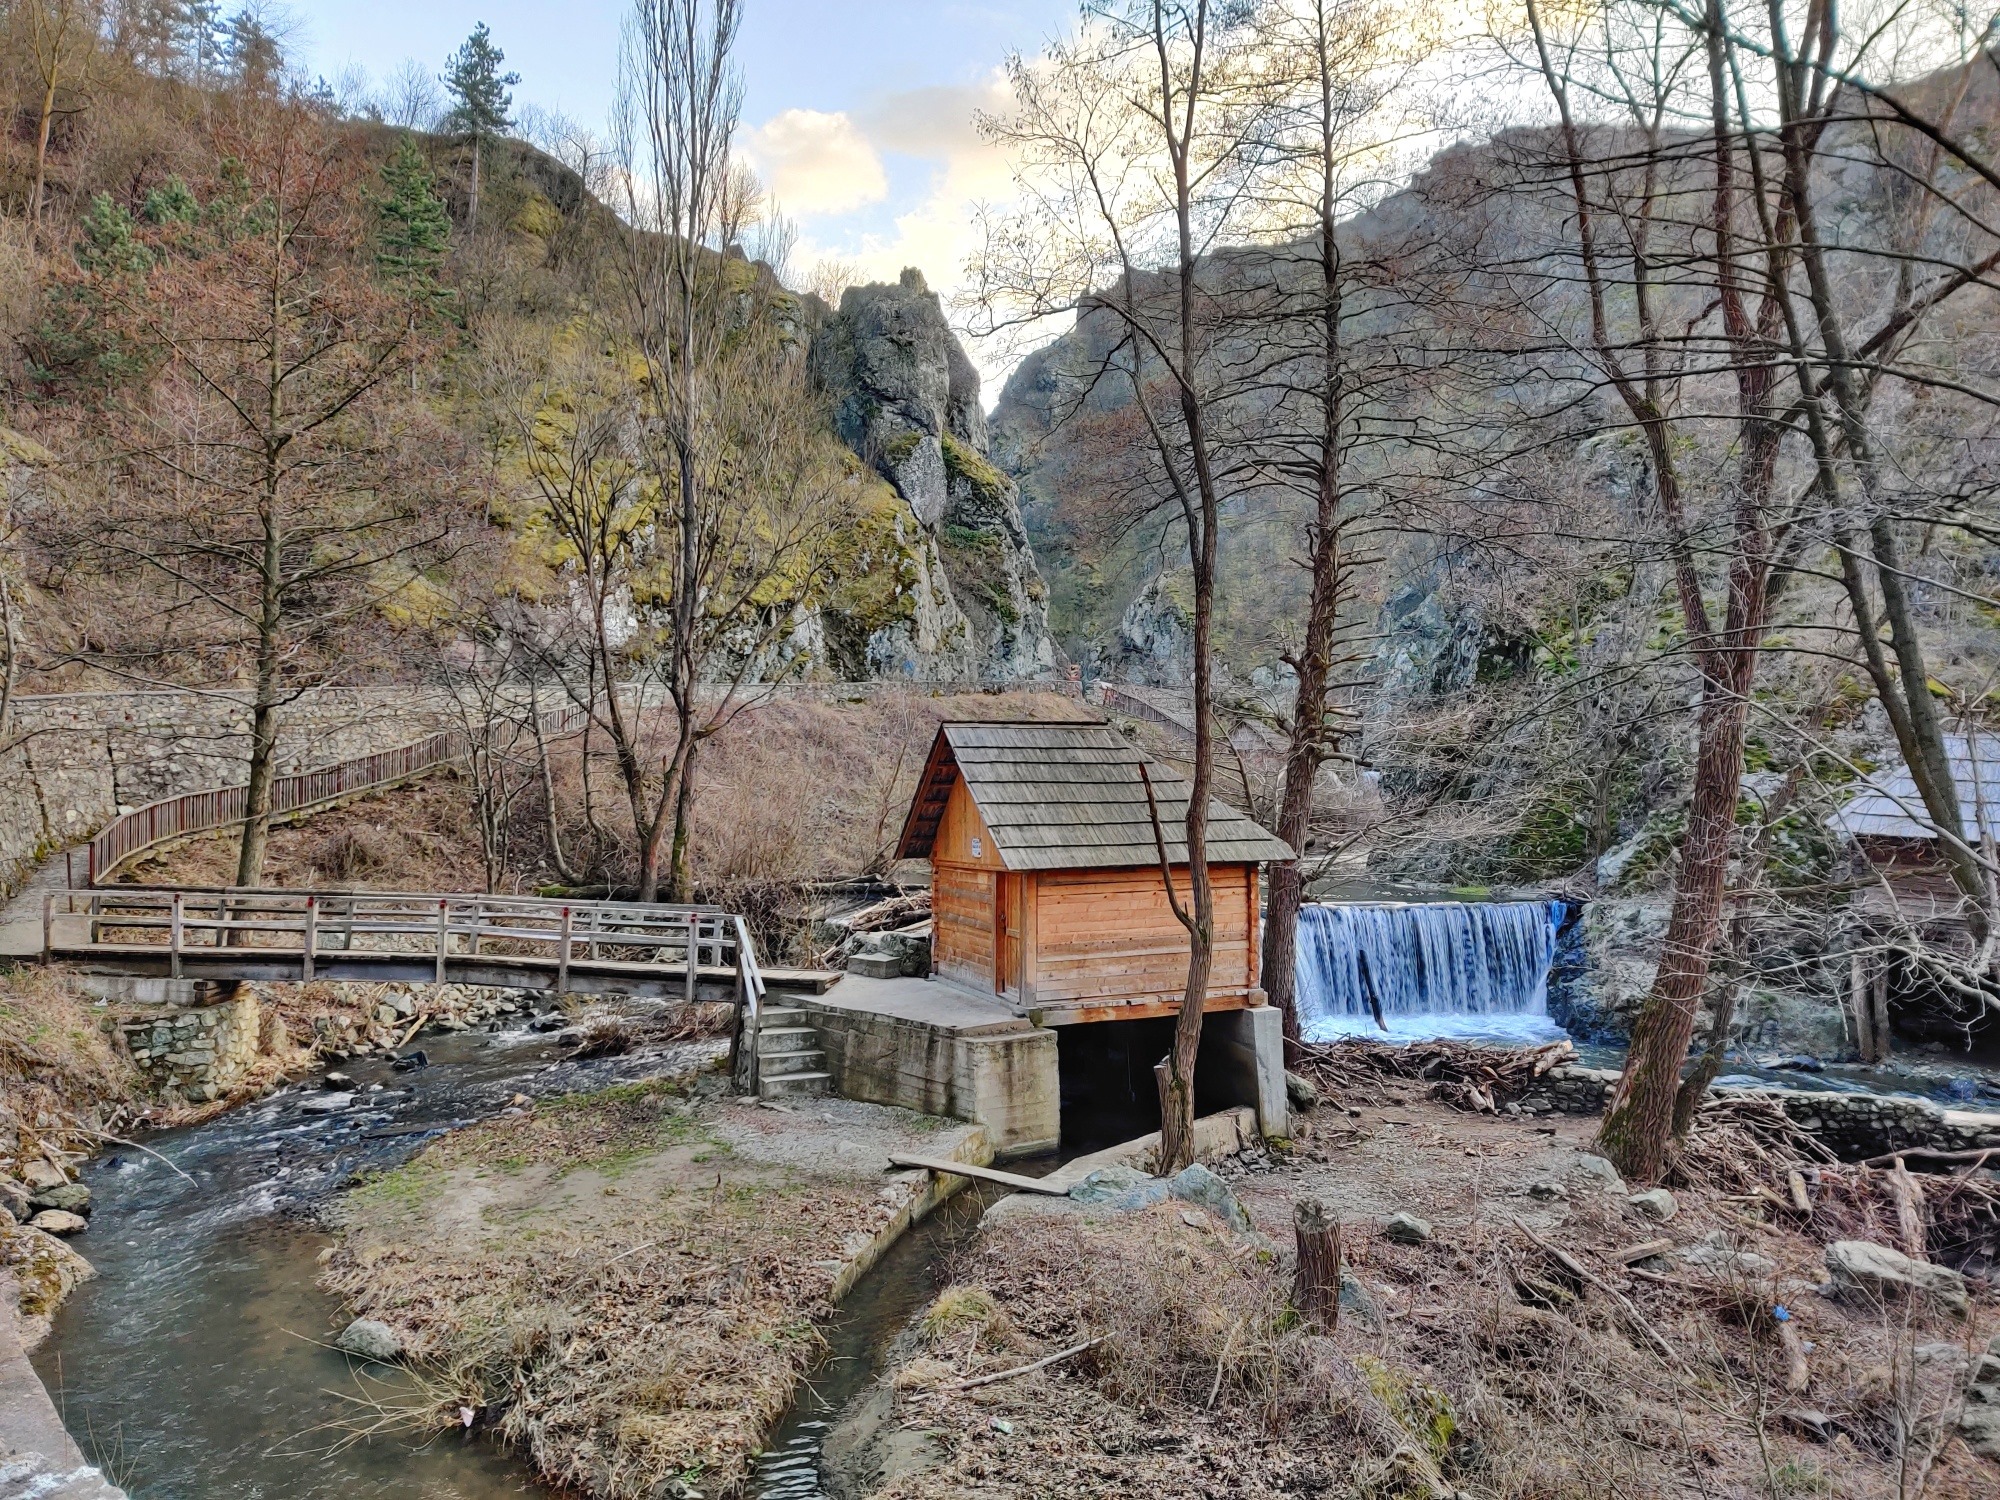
[1029,863,1257,1006]
[933,781,1002,989]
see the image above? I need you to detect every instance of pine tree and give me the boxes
[440,23,518,231]
[373,137,452,303]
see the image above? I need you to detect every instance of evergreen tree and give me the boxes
[440,22,518,230]
[373,137,452,303]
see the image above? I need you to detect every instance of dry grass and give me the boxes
[116,774,496,893]
[860,1097,2000,1500]
[320,1074,907,1499]
[0,964,140,1170]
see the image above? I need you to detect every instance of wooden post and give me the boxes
[302,896,317,982]
[1847,952,1873,1061]
[557,906,572,997]
[1293,1196,1341,1331]
[1870,965,1892,1063]
[684,914,698,1003]
[41,894,53,963]
[435,900,449,984]
[469,900,482,956]
[170,891,183,981]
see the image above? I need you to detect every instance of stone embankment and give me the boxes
[1522,1064,2000,1161]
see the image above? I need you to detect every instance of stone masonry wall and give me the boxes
[1519,1065,2000,1162]
[0,687,457,899]
[117,989,271,1104]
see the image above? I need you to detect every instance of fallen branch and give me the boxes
[941,1336,1106,1392]
[1516,1218,1683,1366]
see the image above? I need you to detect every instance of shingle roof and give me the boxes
[1831,733,2000,841]
[895,721,1294,871]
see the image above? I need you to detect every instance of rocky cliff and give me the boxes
[812,270,1056,683]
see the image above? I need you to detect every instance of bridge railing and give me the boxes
[82,704,589,885]
[42,887,752,1001]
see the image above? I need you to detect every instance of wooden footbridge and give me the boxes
[39,887,838,1005]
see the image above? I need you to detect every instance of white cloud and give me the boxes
[740,108,888,217]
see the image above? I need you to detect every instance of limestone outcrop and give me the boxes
[813,270,1055,683]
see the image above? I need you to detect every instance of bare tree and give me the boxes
[18,0,100,238]
[979,0,1271,1169]
[44,100,475,885]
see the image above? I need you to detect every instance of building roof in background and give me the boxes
[1831,734,2000,841]
[895,721,1294,871]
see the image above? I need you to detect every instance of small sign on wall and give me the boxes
[970,836,983,858]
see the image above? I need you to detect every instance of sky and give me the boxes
[296,1,1081,389]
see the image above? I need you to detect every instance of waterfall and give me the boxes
[1293,900,1566,1044]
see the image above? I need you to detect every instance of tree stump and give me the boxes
[1293,1196,1341,1331]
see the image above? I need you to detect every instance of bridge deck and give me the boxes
[35,888,840,1001]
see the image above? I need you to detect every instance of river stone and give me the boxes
[1339,1269,1385,1331]
[300,1092,354,1115]
[1681,1233,1777,1279]
[336,1317,403,1362]
[1384,1212,1434,1244]
[22,1160,66,1192]
[1824,1240,1970,1317]
[28,1209,87,1236]
[1285,1071,1321,1111]
[1573,1155,1627,1194]
[1628,1188,1679,1222]
[29,1182,90,1217]
[1068,1165,1155,1205]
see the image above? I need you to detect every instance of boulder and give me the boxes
[1823,1240,1969,1317]
[28,1182,90,1217]
[21,1160,66,1193]
[1067,1165,1155,1205]
[1960,1334,2000,1459]
[1628,1188,1679,1222]
[1383,1212,1434,1244]
[27,1210,87,1236]
[1680,1233,1777,1279]
[1163,1164,1253,1233]
[336,1317,403,1362]
[1339,1269,1385,1331]
[1284,1071,1321,1112]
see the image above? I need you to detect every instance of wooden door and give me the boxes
[995,872,1021,995]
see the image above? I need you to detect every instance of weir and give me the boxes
[1293,899,1567,1044]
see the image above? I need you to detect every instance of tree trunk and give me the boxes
[666,734,697,903]
[1596,683,1750,1181]
[30,79,57,234]
[1293,1196,1341,1330]
[468,134,482,231]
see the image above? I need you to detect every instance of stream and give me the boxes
[30,1010,721,1498]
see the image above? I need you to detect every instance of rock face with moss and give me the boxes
[814,270,1055,682]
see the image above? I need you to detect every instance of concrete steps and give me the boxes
[755,1006,829,1099]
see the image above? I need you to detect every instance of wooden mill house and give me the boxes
[894,721,1293,1022]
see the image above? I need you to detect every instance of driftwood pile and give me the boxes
[1295,1037,1576,1113]
[812,889,930,968]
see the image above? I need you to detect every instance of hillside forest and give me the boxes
[3,0,2000,1181]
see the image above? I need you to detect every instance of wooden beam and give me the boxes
[887,1153,1069,1195]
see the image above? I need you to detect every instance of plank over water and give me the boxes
[887,1152,1070,1195]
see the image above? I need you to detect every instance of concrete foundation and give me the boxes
[804,977,1059,1157]
[805,975,1290,1156]
[1197,1005,1290,1139]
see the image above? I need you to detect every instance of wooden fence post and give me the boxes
[557,906,573,998]
[684,915,699,1003]
[302,895,317,982]
[435,900,449,984]
[170,891,184,981]
[1293,1197,1341,1331]
[41,894,53,963]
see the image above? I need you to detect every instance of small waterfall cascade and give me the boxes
[1293,900,1567,1043]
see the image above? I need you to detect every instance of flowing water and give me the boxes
[31,1011,722,1499]
[1293,899,1568,1045]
